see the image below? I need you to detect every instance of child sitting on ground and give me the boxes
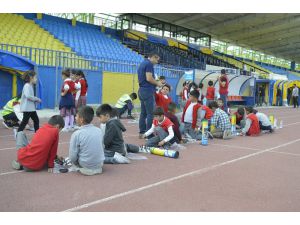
[143,106,176,147]
[164,102,183,144]
[234,106,245,130]
[12,115,65,172]
[253,109,273,133]
[208,101,232,139]
[240,106,260,136]
[155,84,172,113]
[69,106,105,176]
[181,90,202,140]
[115,92,137,119]
[96,104,140,164]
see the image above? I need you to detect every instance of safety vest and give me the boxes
[115,94,131,108]
[2,98,19,116]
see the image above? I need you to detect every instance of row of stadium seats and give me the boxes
[34,19,143,62]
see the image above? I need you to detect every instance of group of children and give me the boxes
[7,69,275,176]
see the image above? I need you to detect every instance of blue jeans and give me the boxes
[117,105,132,117]
[220,94,228,113]
[138,88,155,134]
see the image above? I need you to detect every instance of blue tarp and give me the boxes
[0,50,34,71]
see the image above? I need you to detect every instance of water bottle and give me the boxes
[203,97,207,106]
[279,120,283,129]
[231,114,237,136]
[201,120,208,146]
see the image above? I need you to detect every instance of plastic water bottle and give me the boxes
[201,120,208,146]
[279,120,283,129]
[203,97,207,106]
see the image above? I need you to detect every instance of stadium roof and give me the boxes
[135,13,300,63]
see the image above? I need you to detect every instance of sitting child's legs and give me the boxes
[211,127,223,138]
[12,131,30,170]
[125,143,139,153]
[146,127,169,147]
[184,122,201,140]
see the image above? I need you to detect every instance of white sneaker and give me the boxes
[61,127,69,132]
[223,130,232,140]
[113,152,131,164]
[13,128,17,140]
[2,121,10,129]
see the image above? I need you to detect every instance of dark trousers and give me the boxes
[18,111,39,132]
[293,96,299,108]
[3,113,19,127]
[259,121,272,131]
[117,105,132,117]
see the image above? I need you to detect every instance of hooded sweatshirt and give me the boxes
[104,118,126,154]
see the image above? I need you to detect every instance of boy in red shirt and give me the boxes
[241,106,260,136]
[218,69,229,112]
[155,84,172,113]
[164,102,182,144]
[143,107,176,147]
[12,115,65,172]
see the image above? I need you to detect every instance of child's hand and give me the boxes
[48,168,53,173]
[158,140,165,147]
[36,98,42,103]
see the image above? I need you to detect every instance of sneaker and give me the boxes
[139,133,145,139]
[2,121,10,129]
[113,152,131,164]
[79,167,102,176]
[13,128,17,140]
[12,160,23,170]
[61,127,69,132]
[63,157,73,168]
[127,115,135,119]
[223,130,232,140]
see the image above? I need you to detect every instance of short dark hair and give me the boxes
[198,83,203,89]
[217,98,224,103]
[208,80,213,86]
[111,107,119,118]
[153,107,164,116]
[245,106,254,113]
[237,107,245,116]
[189,90,200,99]
[148,52,159,58]
[130,92,137,100]
[62,69,71,77]
[77,106,94,124]
[71,69,78,75]
[221,69,226,74]
[208,101,219,109]
[48,115,65,129]
[168,102,177,112]
[159,76,165,80]
[96,104,112,117]
[162,84,171,91]
[22,70,36,83]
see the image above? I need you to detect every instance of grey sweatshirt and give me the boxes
[20,83,40,112]
[69,124,105,169]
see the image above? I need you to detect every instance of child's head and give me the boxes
[76,106,95,126]
[198,83,203,89]
[22,70,37,84]
[217,98,224,108]
[183,81,190,88]
[161,84,171,95]
[130,92,137,100]
[159,76,166,84]
[221,69,226,75]
[294,84,297,87]
[208,101,219,112]
[48,115,65,130]
[153,107,165,122]
[237,107,245,117]
[189,90,200,102]
[208,80,213,86]
[96,104,112,124]
[245,106,254,114]
[62,69,71,80]
[168,102,177,114]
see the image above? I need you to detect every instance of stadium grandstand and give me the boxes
[1,13,300,109]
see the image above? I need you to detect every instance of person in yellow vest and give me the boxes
[2,94,21,129]
[115,92,137,119]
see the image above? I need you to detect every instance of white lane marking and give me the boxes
[0,170,23,176]
[63,138,300,212]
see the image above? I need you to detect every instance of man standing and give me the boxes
[218,69,229,113]
[137,52,162,138]
[292,84,299,108]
